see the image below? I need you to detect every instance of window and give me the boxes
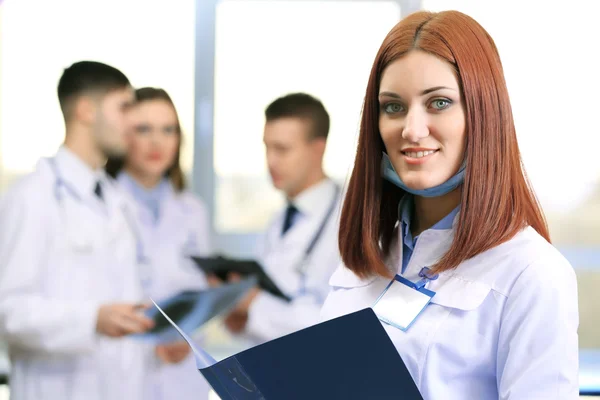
[213,0,402,233]
[423,0,600,218]
[0,0,196,191]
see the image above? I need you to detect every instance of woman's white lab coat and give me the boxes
[116,173,212,400]
[321,218,579,399]
[0,148,150,400]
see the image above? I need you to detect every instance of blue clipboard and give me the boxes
[135,276,257,344]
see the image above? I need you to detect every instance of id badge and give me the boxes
[372,275,436,331]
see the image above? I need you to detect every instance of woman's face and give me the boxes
[378,50,466,191]
[126,99,180,180]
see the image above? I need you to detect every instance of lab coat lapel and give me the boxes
[156,186,196,256]
[281,215,310,248]
[104,185,132,245]
[261,213,309,295]
[155,184,178,232]
[261,181,337,296]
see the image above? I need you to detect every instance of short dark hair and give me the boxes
[57,61,130,121]
[265,93,330,140]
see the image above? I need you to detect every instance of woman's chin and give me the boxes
[401,178,436,192]
[399,170,452,192]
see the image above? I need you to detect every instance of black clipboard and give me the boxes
[191,256,291,302]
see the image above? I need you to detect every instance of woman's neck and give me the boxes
[412,186,462,237]
[125,166,163,190]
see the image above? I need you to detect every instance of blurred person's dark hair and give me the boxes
[58,61,130,123]
[265,93,330,141]
[105,87,187,191]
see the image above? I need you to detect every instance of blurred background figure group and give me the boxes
[0,62,216,400]
[0,59,341,400]
[0,0,599,399]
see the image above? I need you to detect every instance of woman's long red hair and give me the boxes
[339,10,549,278]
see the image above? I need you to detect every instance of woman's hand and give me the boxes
[155,341,191,364]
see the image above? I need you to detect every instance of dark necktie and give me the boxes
[282,203,299,236]
[94,181,104,201]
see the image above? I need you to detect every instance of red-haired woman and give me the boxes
[320,10,579,399]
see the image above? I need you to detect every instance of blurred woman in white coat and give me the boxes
[320,11,579,400]
[106,87,212,400]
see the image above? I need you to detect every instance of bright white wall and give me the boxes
[213,0,402,232]
[424,0,600,214]
[0,0,196,188]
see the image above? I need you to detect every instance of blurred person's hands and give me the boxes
[227,272,242,282]
[209,271,261,333]
[224,286,261,333]
[224,309,249,333]
[206,274,222,287]
[96,303,154,337]
[155,341,191,364]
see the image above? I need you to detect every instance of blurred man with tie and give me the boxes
[0,61,156,400]
[223,93,342,345]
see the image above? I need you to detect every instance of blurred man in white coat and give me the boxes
[221,93,342,345]
[0,61,155,400]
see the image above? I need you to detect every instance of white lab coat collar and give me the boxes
[266,177,339,256]
[329,204,459,289]
[116,172,174,222]
[117,172,173,199]
[329,207,549,314]
[290,178,337,217]
[328,224,491,312]
[55,146,106,199]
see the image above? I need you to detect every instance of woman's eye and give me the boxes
[384,103,404,113]
[163,126,178,135]
[135,124,151,134]
[430,99,452,110]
